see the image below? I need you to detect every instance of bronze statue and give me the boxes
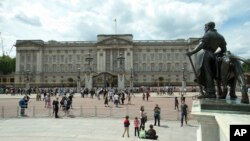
[218,51,249,104]
[187,22,249,104]
[186,21,227,99]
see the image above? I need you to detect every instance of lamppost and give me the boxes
[86,53,93,71]
[85,53,93,89]
[77,68,81,93]
[117,53,125,89]
[130,68,133,90]
[181,68,186,94]
[117,53,125,71]
[26,70,30,90]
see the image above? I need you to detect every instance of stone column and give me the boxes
[15,51,21,85]
[97,49,106,72]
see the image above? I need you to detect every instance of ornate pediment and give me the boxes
[97,37,132,46]
[15,40,44,48]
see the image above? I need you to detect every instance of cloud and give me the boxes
[0,0,249,59]
[15,14,41,27]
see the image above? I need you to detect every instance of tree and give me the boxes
[0,55,16,75]
[158,76,164,86]
[242,59,250,72]
[67,77,74,87]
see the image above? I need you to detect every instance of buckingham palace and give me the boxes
[14,34,198,89]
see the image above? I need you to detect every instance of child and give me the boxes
[139,126,146,139]
[122,115,130,137]
[134,117,140,137]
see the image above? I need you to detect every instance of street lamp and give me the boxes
[77,68,81,93]
[117,53,125,72]
[26,70,30,89]
[85,53,93,71]
[130,68,133,90]
[85,53,94,89]
[181,68,186,94]
[117,53,125,89]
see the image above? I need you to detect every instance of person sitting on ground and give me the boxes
[139,126,146,139]
[146,124,158,140]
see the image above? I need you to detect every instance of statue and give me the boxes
[217,51,249,104]
[186,21,227,99]
[187,21,249,104]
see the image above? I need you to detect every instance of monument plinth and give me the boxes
[192,98,250,141]
[200,98,250,113]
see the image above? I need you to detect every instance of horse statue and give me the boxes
[217,51,249,104]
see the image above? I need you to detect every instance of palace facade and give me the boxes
[14,34,199,88]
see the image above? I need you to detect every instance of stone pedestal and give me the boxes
[77,80,81,93]
[85,73,93,90]
[192,99,250,141]
[25,83,30,90]
[118,73,125,89]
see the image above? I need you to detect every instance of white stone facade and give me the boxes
[14,34,198,87]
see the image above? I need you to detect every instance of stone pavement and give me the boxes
[0,118,198,141]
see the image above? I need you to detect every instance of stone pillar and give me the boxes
[85,73,93,90]
[97,49,106,72]
[118,73,125,89]
[15,51,21,85]
[16,51,20,72]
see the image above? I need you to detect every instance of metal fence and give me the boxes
[0,106,192,120]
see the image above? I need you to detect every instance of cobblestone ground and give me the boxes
[0,92,197,120]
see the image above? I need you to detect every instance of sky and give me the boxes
[0,0,250,58]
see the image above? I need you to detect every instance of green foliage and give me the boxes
[158,76,164,86]
[0,55,16,75]
[242,59,250,72]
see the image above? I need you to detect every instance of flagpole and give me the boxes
[114,18,117,34]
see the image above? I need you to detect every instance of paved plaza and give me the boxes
[0,118,198,141]
[0,92,199,140]
[0,92,197,120]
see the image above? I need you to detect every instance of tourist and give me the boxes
[134,117,140,137]
[121,92,125,104]
[104,92,109,107]
[146,89,150,101]
[127,93,131,105]
[140,106,147,129]
[122,115,130,138]
[139,126,146,139]
[175,97,179,111]
[154,104,161,126]
[146,124,158,140]
[114,93,119,107]
[181,100,188,127]
[19,96,27,116]
[52,97,59,118]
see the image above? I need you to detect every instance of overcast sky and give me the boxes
[0,0,250,58]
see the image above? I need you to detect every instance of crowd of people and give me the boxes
[16,85,191,140]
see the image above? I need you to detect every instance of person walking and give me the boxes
[146,89,150,101]
[52,97,59,118]
[134,117,140,137]
[175,97,179,111]
[180,100,188,127]
[122,115,130,138]
[153,104,161,126]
